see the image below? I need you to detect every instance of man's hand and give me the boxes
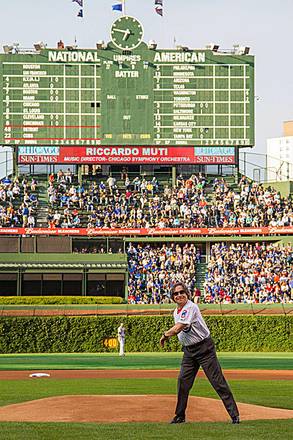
[160,323,187,347]
[160,334,168,348]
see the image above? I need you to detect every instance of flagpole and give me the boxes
[123,0,126,16]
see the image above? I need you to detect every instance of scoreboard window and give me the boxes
[216,78,228,89]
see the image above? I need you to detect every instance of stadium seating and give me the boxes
[127,242,293,304]
[0,176,38,227]
[43,173,293,229]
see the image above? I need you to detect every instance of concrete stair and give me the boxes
[196,261,207,291]
[36,179,49,227]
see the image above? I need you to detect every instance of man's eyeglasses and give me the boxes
[173,289,186,296]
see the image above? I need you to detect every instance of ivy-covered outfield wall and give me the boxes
[0,316,292,353]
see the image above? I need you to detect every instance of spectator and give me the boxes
[65,168,73,184]
[106,175,116,195]
[193,286,201,304]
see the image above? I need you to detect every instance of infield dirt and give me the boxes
[0,369,292,380]
[0,395,292,423]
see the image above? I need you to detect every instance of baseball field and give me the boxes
[0,352,292,440]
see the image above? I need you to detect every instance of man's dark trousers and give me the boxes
[175,336,239,419]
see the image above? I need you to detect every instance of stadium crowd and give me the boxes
[44,171,293,229]
[211,175,293,227]
[0,170,292,229]
[126,242,292,304]
[0,176,38,227]
[204,243,293,303]
[127,242,201,304]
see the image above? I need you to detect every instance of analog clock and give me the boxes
[111,16,144,50]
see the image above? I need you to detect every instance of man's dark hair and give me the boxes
[171,282,191,300]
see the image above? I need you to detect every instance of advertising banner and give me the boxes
[0,226,292,236]
[18,146,236,165]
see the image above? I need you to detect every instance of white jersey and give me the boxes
[173,300,210,346]
[118,326,125,340]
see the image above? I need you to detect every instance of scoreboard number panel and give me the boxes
[152,51,254,146]
[1,57,102,146]
[0,16,254,147]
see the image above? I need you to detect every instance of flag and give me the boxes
[155,6,163,16]
[77,9,83,17]
[72,0,83,6]
[112,3,123,11]
[155,0,163,5]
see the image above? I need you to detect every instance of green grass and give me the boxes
[1,373,293,439]
[1,420,293,440]
[1,378,293,410]
[0,352,292,371]
[0,352,292,439]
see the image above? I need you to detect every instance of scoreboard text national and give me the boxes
[0,16,254,156]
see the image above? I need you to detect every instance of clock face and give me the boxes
[111,16,144,50]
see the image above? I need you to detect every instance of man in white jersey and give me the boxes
[117,323,125,356]
[160,282,240,424]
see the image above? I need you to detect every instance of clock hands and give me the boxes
[123,29,131,41]
[113,28,126,34]
[113,28,131,41]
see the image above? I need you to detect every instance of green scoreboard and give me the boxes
[0,16,254,148]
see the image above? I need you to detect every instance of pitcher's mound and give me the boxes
[0,395,292,423]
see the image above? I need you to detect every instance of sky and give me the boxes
[0,0,292,166]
